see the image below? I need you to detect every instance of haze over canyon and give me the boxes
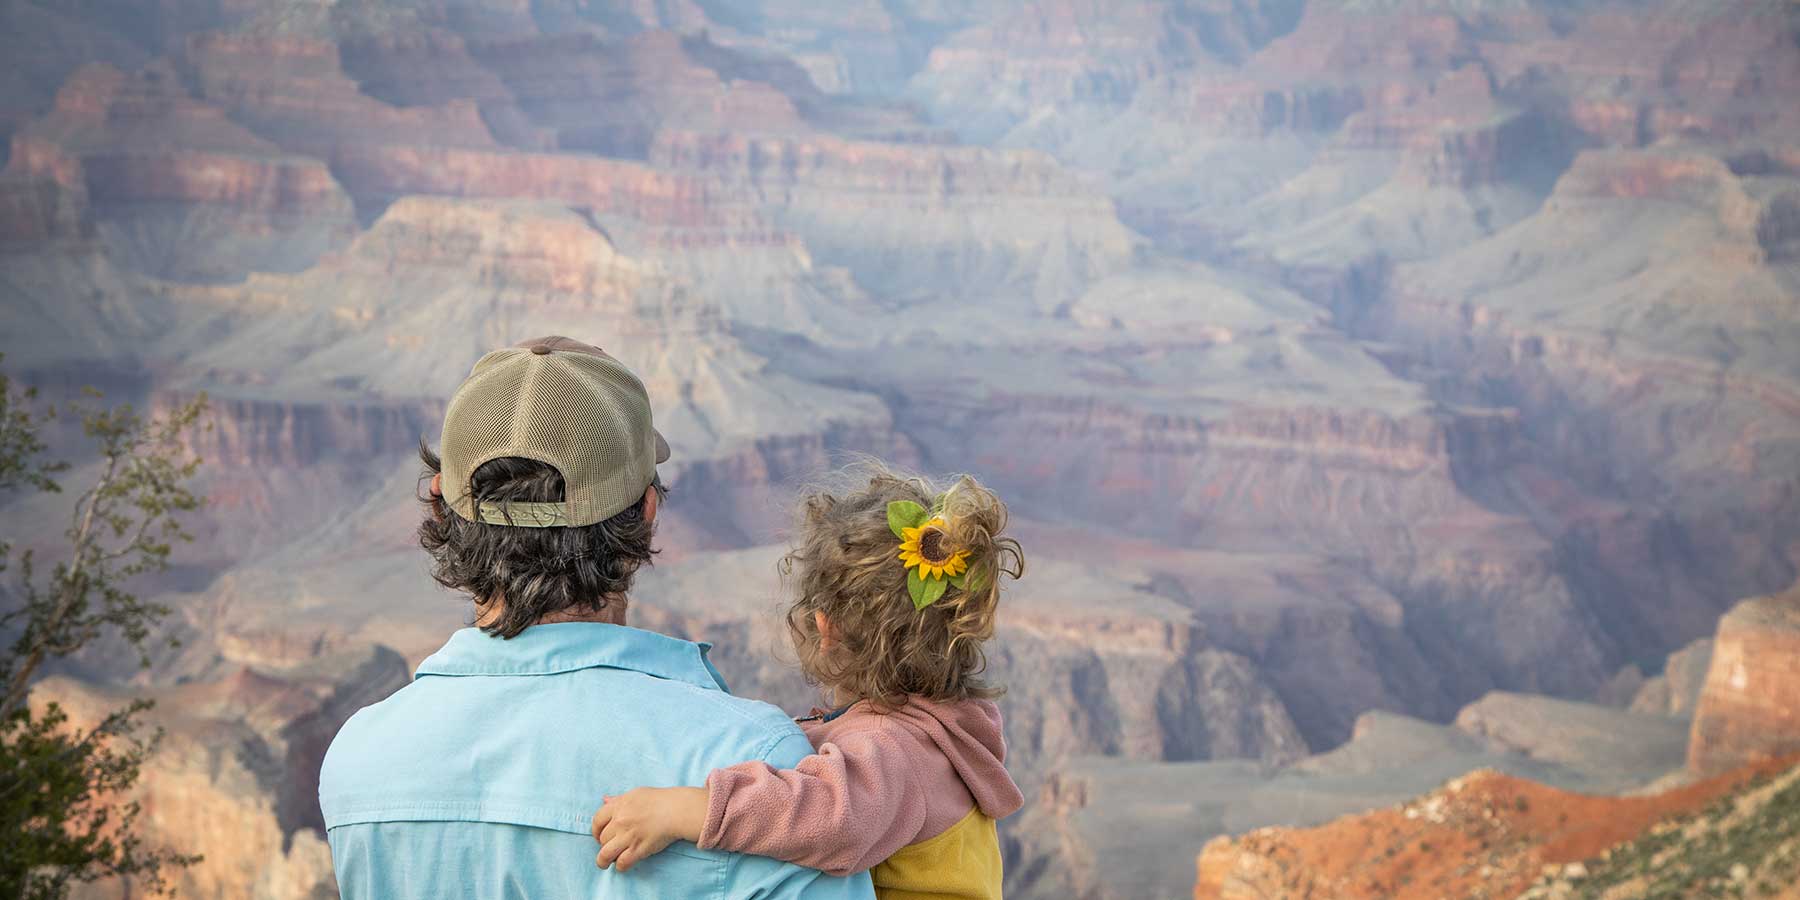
[0,0,1797,897]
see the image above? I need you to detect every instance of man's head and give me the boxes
[418,336,671,638]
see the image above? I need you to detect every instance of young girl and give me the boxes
[590,465,1026,899]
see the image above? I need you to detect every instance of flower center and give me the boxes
[918,528,951,563]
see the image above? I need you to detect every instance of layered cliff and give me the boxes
[5,62,358,280]
[1008,682,1697,900]
[649,129,1138,309]
[909,0,1307,142]
[1370,146,1800,659]
[856,322,1622,747]
[1192,576,1800,899]
[1627,637,1714,719]
[179,31,501,159]
[1687,582,1800,777]
[32,644,409,900]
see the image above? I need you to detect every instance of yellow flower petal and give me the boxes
[898,516,964,585]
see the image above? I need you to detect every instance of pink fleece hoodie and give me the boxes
[696,696,1025,876]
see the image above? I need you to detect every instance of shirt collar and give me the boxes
[414,622,729,692]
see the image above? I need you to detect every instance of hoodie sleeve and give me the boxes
[698,724,927,876]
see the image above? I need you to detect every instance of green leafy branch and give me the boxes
[0,357,208,898]
[0,387,209,718]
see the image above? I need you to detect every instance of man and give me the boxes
[319,336,873,899]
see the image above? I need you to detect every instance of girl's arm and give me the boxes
[701,726,926,875]
[593,725,926,877]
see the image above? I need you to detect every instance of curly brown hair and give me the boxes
[782,462,1024,710]
[416,441,666,639]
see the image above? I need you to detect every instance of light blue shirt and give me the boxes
[319,622,874,900]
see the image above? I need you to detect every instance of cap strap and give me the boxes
[471,500,570,528]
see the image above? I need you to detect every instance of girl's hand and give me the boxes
[591,786,709,872]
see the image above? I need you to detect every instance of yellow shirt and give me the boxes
[870,807,1003,900]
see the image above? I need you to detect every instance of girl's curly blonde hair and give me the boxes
[781,461,1024,710]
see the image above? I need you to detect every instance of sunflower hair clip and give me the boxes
[888,499,981,610]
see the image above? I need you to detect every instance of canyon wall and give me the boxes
[34,646,410,900]
[1192,577,1800,900]
[1688,582,1800,777]
[0,1,1795,898]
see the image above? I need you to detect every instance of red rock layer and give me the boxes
[1194,757,1796,900]
[324,143,736,231]
[6,62,354,215]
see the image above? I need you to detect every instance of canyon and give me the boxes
[1193,579,1800,900]
[0,1,1795,898]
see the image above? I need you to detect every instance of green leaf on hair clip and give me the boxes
[948,566,984,595]
[887,500,929,538]
[908,568,948,609]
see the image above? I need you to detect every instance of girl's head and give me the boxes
[782,461,1025,709]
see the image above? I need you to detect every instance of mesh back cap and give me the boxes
[440,336,670,527]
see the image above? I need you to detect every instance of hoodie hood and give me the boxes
[878,696,1025,820]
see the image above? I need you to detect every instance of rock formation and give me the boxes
[1012,688,1692,899]
[5,61,359,280]
[1191,577,1800,899]
[1452,692,1690,791]
[1628,637,1714,719]
[34,645,410,900]
[1688,581,1800,777]
[1194,758,1800,900]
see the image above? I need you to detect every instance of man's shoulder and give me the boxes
[655,677,806,749]
[323,663,808,781]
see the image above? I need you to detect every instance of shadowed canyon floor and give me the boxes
[0,1,1796,898]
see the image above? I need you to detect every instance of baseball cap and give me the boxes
[438,336,670,528]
